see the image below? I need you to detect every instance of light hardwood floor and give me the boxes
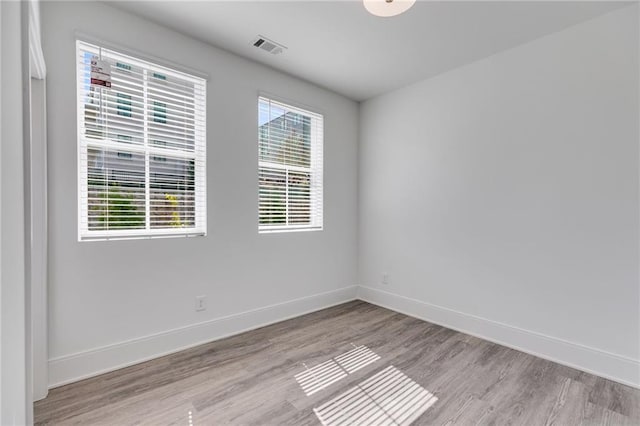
[35,301,639,425]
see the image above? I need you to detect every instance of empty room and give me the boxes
[1,0,639,424]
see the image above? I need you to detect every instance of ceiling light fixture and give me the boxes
[363,0,416,17]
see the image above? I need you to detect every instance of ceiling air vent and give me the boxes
[252,35,286,55]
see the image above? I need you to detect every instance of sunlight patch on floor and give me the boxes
[335,345,381,374]
[296,358,348,396]
[295,345,381,396]
[313,365,437,426]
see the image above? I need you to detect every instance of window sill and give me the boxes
[79,231,206,242]
[259,226,323,235]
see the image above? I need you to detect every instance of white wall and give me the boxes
[30,76,48,402]
[359,5,640,387]
[28,0,49,403]
[1,0,29,423]
[42,1,359,387]
[1,2,4,418]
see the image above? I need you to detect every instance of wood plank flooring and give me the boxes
[35,301,640,425]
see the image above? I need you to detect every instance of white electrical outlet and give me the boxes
[195,295,206,311]
[382,274,389,285]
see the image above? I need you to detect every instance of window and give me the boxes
[258,97,323,232]
[76,41,206,240]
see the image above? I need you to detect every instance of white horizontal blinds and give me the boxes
[77,40,206,240]
[258,97,323,232]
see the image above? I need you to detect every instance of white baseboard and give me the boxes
[49,284,639,390]
[48,286,358,388]
[357,286,640,389]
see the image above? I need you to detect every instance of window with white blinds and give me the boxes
[76,40,206,241]
[258,97,323,233]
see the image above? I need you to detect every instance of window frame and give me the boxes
[258,95,324,234]
[76,40,207,241]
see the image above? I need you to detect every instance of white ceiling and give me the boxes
[110,1,630,101]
